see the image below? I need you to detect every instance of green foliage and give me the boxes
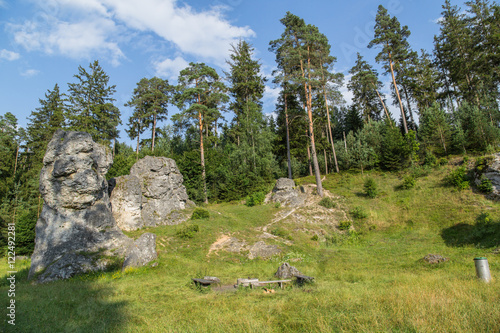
[423,151,438,167]
[176,224,200,239]
[318,197,336,209]
[270,227,292,240]
[363,178,378,198]
[245,191,266,207]
[310,234,319,241]
[402,175,416,190]
[477,175,493,194]
[14,209,37,255]
[191,208,210,220]
[446,166,470,190]
[338,221,352,231]
[350,206,368,219]
[325,230,361,246]
[66,60,121,145]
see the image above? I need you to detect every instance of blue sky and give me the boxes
[0,0,467,145]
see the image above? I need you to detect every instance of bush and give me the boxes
[446,165,470,190]
[191,208,209,220]
[245,191,266,207]
[270,227,292,240]
[364,178,378,198]
[477,175,493,193]
[318,197,336,209]
[402,175,416,190]
[423,151,437,166]
[350,206,368,219]
[310,235,319,241]
[338,221,352,231]
[176,224,199,239]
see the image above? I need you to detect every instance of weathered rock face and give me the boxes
[268,178,306,207]
[275,262,301,279]
[109,156,193,230]
[476,153,500,199]
[29,130,155,283]
[123,233,158,269]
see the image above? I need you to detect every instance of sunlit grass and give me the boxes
[1,162,500,332]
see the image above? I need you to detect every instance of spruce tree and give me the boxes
[66,60,121,145]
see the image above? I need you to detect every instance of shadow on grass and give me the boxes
[441,213,500,248]
[1,266,128,333]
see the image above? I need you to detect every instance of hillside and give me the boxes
[2,161,500,332]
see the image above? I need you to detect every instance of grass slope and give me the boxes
[2,161,500,332]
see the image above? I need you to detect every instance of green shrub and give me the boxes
[274,202,281,209]
[438,157,448,166]
[191,208,210,220]
[176,224,199,239]
[477,175,493,193]
[364,178,378,198]
[350,206,368,219]
[446,165,470,190]
[338,221,352,231]
[318,197,336,209]
[311,234,319,241]
[270,227,292,240]
[245,191,266,207]
[423,151,437,166]
[402,175,416,190]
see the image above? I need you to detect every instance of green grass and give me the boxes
[2,163,500,332]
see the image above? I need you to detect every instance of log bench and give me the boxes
[250,279,292,289]
[294,274,314,285]
[192,278,218,287]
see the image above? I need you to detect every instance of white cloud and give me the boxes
[153,56,189,81]
[21,69,40,77]
[8,0,255,66]
[432,16,444,24]
[263,85,280,109]
[9,16,125,65]
[0,49,20,61]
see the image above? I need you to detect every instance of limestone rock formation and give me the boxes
[475,153,500,199]
[275,262,301,279]
[109,156,193,230]
[248,241,281,259]
[268,178,306,207]
[123,233,157,269]
[29,130,156,283]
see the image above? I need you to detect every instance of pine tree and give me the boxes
[66,60,121,145]
[270,12,331,196]
[175,63,228,204]
[419,102,451,155]
[368,5,412,134]
[348,53,387,122]
[126,77,174,153]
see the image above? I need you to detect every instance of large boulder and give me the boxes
[476,153,500,199]
[269,178,306,207]
[109,156,193,230]
[29,130,155,283]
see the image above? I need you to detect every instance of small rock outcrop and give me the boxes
[109,156,193,230]
[475,153,500,199]
[423,254,448,264]
[275,262,301,279]
[248,241,281,259]
[29,130,156,283]
[268,178,306,207]
[123,233,158,269]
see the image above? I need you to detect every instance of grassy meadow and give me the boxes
[2,160,500,332]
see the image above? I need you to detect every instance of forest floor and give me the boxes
[2,158,500,332]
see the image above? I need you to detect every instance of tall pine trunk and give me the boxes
[388,51,408,134]
[285,94,292,179]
